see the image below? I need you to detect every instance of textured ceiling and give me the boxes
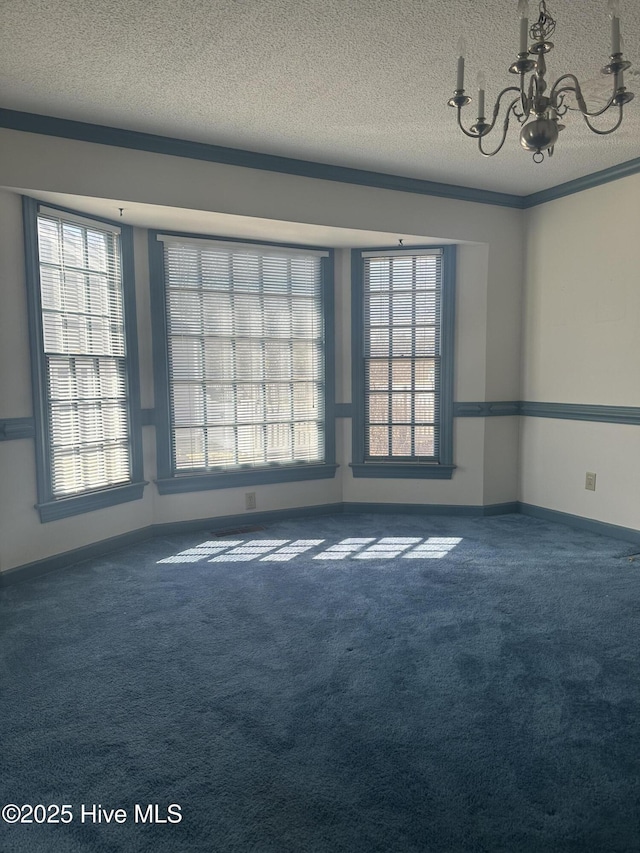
[1,0,639,196]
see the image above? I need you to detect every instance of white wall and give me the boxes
[0,128,524,572]
[519,174,640,529]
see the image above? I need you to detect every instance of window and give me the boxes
[351,245,456,479]
[23,199,144,521]
[150,233,336,493]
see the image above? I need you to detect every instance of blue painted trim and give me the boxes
[439,246,456,465]
[154,502,345,536]
[141,408,156,426]
[452,401,640,422]
[22,197,146,522]
[22,196,50,510]
[322,252,337,467]
[335,403,353,418]
[453,403,484,416]
[0,526,153,587]
[0,502,344,585]
[151,227,337,254]
[454,401,520,417]
[351,245,456,477]
[522,156,640,208]
[343,501,519,516]
[3,111,639,209]
[520,401,640,424]
[155,464,338,494]
[0,417,35,440]
[36,482,148,522]
[486,401,520,416]
[148,231,173,481]
[350,250,366,467]
[518,502,640,546]
[0,109,524,209]
[349,463,455,480]
[120,224,145,486]
[11,499,640,587]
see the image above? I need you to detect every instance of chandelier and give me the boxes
[448,0,634,162]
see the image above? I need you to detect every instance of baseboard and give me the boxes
[518,502,640,546]
[0,527,154,587]
[0,504,344,586]
[151,503,345,537]
[6,499,637,586]
[342,501,519,516]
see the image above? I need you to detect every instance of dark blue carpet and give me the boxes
[2,512,640,852]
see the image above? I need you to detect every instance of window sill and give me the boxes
[155,463,339,494]
[350,463,456,480]
[37,481,148,522]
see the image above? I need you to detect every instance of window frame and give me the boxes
[23,197,145,522]
[350,244,456,479]
[148,229,337,494]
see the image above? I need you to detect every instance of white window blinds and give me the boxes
[36,210,132,496]
[363,250,442,460]
[160,237,326,472]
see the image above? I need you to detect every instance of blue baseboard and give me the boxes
[342,501,519,517]
[152,503,344,537]
[517,502,640,546]
[0,527,153,587]
[0,504,343,586]
[4,500,639,586]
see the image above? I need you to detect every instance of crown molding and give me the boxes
[0,108,524,208]
[2,108,639,211]
[522,156,640,208]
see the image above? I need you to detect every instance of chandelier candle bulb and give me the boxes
[518,0,529,53]
[608,0,621,54]
[477,71,486,117]
[456,36,466,89]
[619,35,625,85]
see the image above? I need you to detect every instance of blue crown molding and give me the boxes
[0,109,524,209]
[3,109,639,210]
[522,156,640,208]
[0,417,35,440]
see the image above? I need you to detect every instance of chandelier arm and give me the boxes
[455,85,521,139]
[482,86,523,135]
[581,103,624,135]
[477,98,521,157]
[456,108,484,138]
[550,75,617,117]
[519,74,530,116]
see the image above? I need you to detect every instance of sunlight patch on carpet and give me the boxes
[158,536,462,564]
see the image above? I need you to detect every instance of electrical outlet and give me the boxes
[245,492,256,510]
[585,472,597,491]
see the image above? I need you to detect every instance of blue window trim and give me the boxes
[22,196,146,522]
[148,229,337,494]
[350,244,456,480]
